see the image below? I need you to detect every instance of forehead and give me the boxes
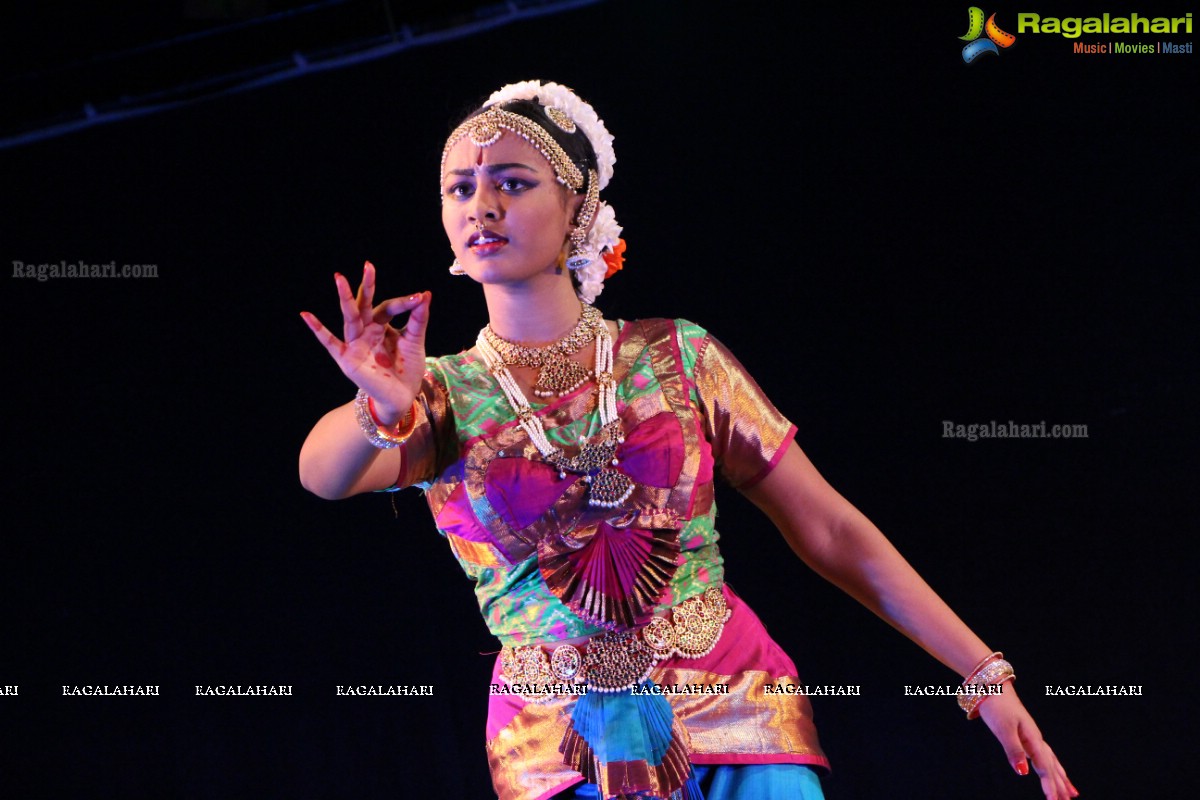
[442,132,553,176]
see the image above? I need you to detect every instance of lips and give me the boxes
[468,229,509,254]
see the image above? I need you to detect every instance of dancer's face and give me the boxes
[441,133,581,287]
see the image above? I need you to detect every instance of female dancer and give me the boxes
[299,80,1076,800]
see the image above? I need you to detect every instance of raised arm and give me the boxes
[743,442,1078,799]
[298,262,432,500]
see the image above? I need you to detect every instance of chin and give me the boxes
[474,263,558,287]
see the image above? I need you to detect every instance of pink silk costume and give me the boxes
[393,318,829,800]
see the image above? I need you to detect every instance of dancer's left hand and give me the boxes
[979,685,1079,799]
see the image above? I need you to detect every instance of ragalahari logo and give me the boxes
[960,7,1017,62]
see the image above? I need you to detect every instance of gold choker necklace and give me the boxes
[482,304,602,397]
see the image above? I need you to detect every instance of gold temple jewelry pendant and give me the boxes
[532,351,593,398]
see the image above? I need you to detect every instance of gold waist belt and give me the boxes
[499,586,731,702]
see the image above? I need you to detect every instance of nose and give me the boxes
[468,183,502,224]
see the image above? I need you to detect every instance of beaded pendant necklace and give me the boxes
[481,304,603,397]
[476,305,634,509]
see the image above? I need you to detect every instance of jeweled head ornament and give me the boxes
[441,106,585,191]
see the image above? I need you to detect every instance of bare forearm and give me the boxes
[748,442,1077,797]
[803,505,991,677]
[298,401,401,500]
[747,443,992,677]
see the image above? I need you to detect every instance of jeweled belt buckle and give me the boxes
[499,585,733,702]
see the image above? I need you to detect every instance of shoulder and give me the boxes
[618,317,715,379]
[621,317,710,346]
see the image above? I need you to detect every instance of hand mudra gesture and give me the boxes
[300,261,431,424]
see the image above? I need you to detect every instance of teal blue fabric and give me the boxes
[569,682,675,764]
[556,763,824,799]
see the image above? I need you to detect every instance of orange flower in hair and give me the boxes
[603,239,626,279]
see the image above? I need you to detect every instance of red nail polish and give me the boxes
[1014,760,1028,776]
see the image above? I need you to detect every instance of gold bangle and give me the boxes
[354,389,416,449]
[958,673,1015,718]
[959,657,1016,719]
[965,651,1003,679]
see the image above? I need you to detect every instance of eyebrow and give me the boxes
[446,162,540,178]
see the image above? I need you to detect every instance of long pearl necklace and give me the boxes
[477,309,633,509]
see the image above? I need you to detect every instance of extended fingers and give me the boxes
[1026,738,1078,799]
[980,690,1076,799]
[334,272,364,342]
[998,731,1029,778]
[981,694,1052,794]
[357,260,377,322]
[299,311,346,357]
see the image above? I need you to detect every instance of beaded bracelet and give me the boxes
[966,651,1003,677]
[959,652,1015,719]
[354,389,416,449]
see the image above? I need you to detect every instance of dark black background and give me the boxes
[2,2,1195,797]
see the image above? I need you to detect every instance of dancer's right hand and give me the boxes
[300,261,431,424]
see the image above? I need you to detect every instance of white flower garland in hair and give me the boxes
[486,80,616,189]
[575,203,621,304]
[485,80,623,304]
